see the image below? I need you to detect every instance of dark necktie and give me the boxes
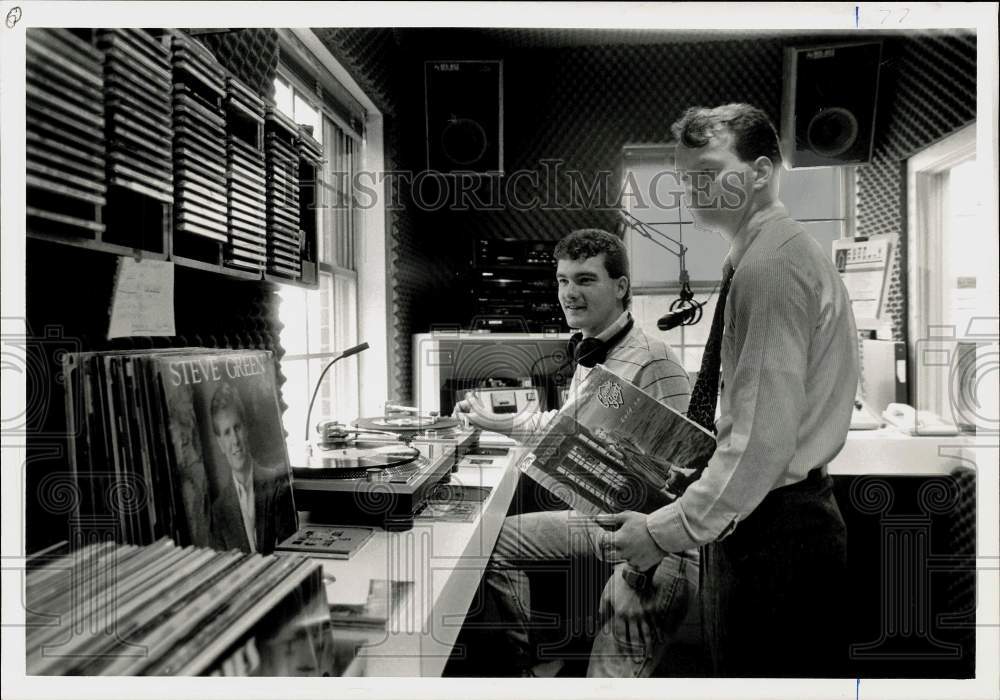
[687,263,736,433]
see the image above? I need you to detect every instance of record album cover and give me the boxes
[517,365,717,515]
[155,350,297,553]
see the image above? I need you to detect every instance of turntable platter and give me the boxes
[296,441,421,479]
[355,415,460,433]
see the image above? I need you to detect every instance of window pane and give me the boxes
[332,272,360,420]
[910,148,992,425]
[319,272,333,351]
[276,66,364,457]
[782,166,844,220]
[276,285,310,356]
[279,357,311,460]
[321,117,338,265]
[294,91,322,144]
[946,159,985,338]
[274,76,293,119]
[680,223,730,285]
[317,115,359,272]
[801,220,845,259]
[351,146,362,267]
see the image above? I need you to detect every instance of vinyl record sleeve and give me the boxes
[518,365,717,515]
[176,208,229,233]
[192,558,330,677]
[99,28,172,72]
[152,350,298,553]
[27,112,106,156]
[33,152,103,190]
[25,93,103,141]
[91,549,251,676]
[179,178,228,206]
[104,71,171,117]
[101,35,172,82]
[26,149,105,189]
[174,162,227,195]
[143,553,291,675]
[105,551,268,675]
[28,32,103,86]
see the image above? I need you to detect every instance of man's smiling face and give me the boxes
[557,253,627,337]
[214,407,249,476]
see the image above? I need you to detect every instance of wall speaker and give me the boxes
[781,41,883,168]
[425,60,503,174]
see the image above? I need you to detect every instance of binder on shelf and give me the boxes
[861,339,908,415]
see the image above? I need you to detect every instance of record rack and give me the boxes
[25,30,110,246]
[98,28,173,255]
[24,28,318,289]
[25,539,339,676]
[264,106,304,282]
[225,75,268,275]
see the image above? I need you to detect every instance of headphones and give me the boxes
[566,317,635,369]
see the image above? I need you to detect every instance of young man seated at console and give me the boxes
[455,229,701,677]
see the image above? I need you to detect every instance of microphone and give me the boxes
[337,342,369,361]
[657,304,701,331]
[304,342,370,441]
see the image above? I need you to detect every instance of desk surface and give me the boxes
[316,428,975,676]
[318,443,522,677]
[831,428,976,476]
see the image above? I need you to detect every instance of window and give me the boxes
[907,124,996,430]
[274,65,364,455]
[621,144,854,376]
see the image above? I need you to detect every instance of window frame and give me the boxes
[272,31,388,451]
[906,123,980,420]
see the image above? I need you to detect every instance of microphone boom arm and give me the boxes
[617,209,687,263]
[304,342,370,441]
[617,208,702,327]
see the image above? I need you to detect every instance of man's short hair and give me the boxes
[553,228,631,309]
[210,383,246,435]
[670,103,782,166]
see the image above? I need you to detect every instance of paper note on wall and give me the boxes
[108,257,176,339]
[832,236,892,328]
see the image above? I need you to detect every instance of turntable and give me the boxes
[292,405,479,530]
[353,404,478,455]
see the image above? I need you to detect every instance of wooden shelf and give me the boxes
[26,229,170,263]
[172,253,262,280]
[263,272,318,290]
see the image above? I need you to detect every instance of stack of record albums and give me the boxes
[36,348,371,675]
[25,540,335,676]
[62,348,298,552]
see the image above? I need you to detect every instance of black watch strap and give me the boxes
[621,562,660,590]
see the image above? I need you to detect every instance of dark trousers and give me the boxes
[701,471,848,677]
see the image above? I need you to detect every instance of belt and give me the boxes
[772,465,829,494]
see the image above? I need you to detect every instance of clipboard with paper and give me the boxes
[832,235,893,330]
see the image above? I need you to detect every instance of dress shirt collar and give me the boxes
[726,200,790,271]
[595,310,632,343]
[232,468,253,494]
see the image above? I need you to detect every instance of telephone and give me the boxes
[850,400,882,430]
[882,403,959,436]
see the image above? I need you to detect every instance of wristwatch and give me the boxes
[621,563,660,591]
